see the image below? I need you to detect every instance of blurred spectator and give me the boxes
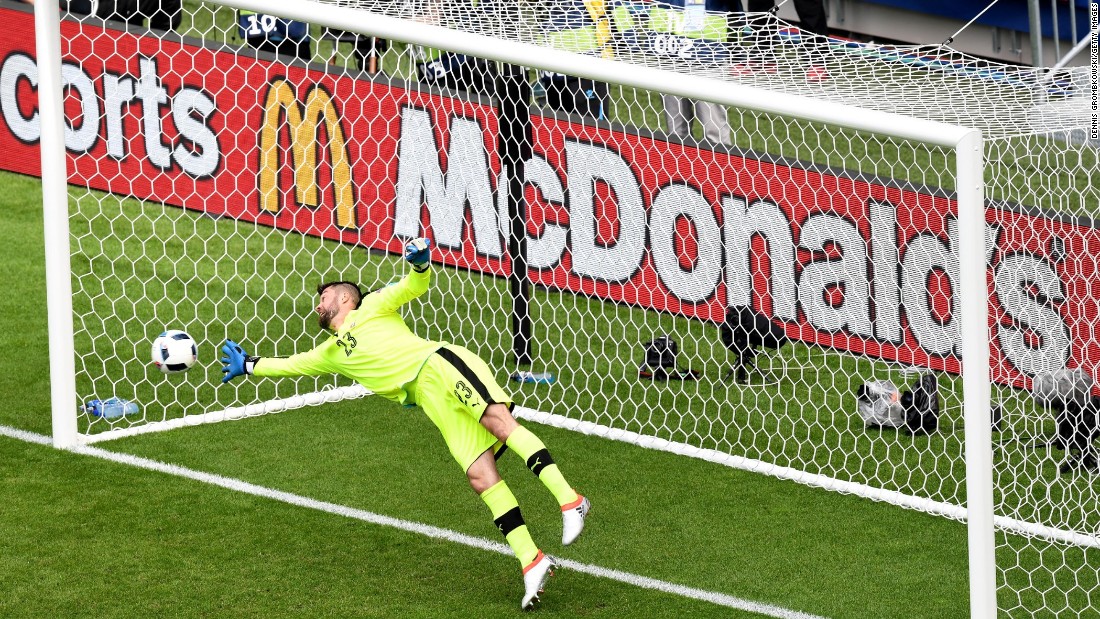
[619,0,742,146]
[538,0,615,121]
[63,0,181,31]
[322,30,389,75]
[410,0,496,97]
[747,0,827,40]
[414,45,496,97]
[238,10,312,63]
[743,0,829,81]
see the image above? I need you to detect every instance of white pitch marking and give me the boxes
[0,424,826,619]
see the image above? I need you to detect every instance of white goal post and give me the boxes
[32,0,994,612]
[30,0,1100,616]
[36,0,79,452]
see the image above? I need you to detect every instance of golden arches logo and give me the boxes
[258,79,356,229]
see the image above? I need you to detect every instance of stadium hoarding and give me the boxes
[1,3,1096,389]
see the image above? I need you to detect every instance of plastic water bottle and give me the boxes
[510,370,557,385]
[84,397,140,419]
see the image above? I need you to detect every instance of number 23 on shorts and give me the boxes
[454,380,479,408]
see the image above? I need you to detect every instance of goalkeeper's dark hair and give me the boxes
[317,280,365,309]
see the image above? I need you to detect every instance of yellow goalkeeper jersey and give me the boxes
[253,268,443,404]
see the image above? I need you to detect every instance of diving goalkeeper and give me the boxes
[219,238,589,609]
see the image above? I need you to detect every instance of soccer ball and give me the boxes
[151,330,198,374]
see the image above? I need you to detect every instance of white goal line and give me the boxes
[0,423,826,619]
[78,388,1100,549]
[511,407,1100,550]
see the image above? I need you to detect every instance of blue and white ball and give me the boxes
[151,330,198,374]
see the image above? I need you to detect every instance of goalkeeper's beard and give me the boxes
[317,306,338,331]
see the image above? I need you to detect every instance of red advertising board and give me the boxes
[2,4,1097,389]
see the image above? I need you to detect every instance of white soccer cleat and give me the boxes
[561,494,590,546]
[521,551,555,610]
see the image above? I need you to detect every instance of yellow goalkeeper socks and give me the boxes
[480,480,539,566]
[506,425,580,507]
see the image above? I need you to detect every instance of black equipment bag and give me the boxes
[643,335,677,371]
[720,306,787,353]
[1057,397,1100,452]
[639,335,698,381]
[901,373,940,435]
[1031,369,1100,468]
[720,306,788,383]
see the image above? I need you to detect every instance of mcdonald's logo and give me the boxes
[258,78,356,228]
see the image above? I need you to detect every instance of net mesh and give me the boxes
[331,0,1092,140]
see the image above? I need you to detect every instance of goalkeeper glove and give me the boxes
[404,237,432,272]
[220,339,259,384]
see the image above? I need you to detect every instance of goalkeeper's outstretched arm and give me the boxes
[220,339,334,383]
[371,266,432,313]
[370,237,434,313]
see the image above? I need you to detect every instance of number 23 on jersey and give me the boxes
[335,332,357,357]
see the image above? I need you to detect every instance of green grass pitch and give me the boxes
[5,160,1095,617]
[2,4,1096,615]
[0,167,985,618]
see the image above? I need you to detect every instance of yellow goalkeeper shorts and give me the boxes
[410,345,514,473]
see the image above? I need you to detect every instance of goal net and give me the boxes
[10,0,1097,615]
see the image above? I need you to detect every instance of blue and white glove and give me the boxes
[220,339,258,384]
[404,237,432,272]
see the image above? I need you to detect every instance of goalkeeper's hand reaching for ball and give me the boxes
[220,339,258,384]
